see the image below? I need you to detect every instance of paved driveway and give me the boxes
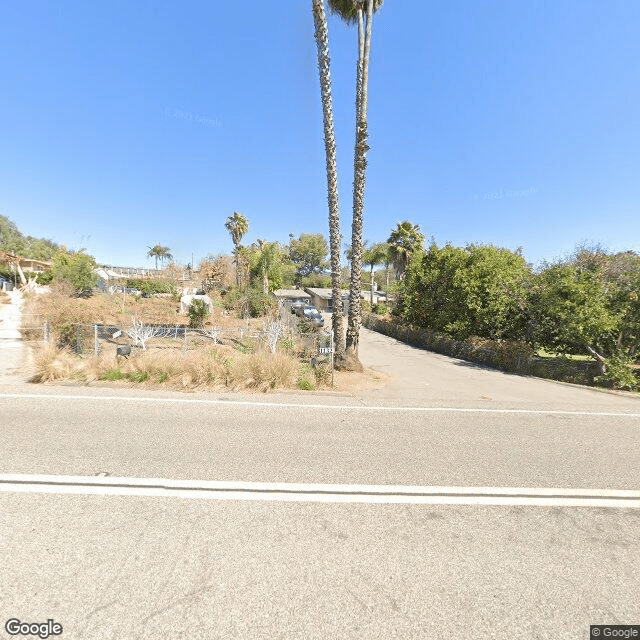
[356,325,640,412]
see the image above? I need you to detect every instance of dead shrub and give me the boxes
[31,344,85,382]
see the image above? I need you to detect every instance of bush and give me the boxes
[51,251,98,294]
[188,298,209,328]
[224,287,277,318]
[372,302,390,315]
[595,355,639,391]
[35,270,54,285]
[126,279,177,297]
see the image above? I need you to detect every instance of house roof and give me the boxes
[305,288,349,300]
[272,289,311,299]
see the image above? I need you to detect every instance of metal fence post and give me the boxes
[94,324,99,356]
[76,325,82,355]
[43,321,49,344]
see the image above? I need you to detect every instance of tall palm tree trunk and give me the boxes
[313,0,346,367]
[370,266,375,305]
[234,247,241,287]
[345,0,374,371]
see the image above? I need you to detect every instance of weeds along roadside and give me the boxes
[23,286,334,392]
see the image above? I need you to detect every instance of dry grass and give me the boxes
[25,287,373,393]
[0,290,10,304]
[32,344,312,392]
[31,343,85,382]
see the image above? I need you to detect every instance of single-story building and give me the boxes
[273,289,311,307]
[304,288,350,313]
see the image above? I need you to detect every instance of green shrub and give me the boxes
[188,298,209,328]
[125,279,177,296]
[372,302,390,315]
[51,251,98,295]
[100,369,125,381]
[35,270,54,285]
[224,287,277,318]
[127,372,150,383]
[297,363,315,390]
[595,356,639,391]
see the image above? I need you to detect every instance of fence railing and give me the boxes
[21,316,331,360]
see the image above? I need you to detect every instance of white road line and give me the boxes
[0,392,639,417]
[1,475,639,507]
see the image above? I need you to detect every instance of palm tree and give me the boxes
[147,244,172,270]
[225,212,249,286]
[312,0,346,368]
[362,242,388,304]
[329,0,384,371]
[387,221,425,279]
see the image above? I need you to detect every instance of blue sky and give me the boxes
[1,0,639,269]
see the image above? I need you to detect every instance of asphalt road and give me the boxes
[1,320,639,639]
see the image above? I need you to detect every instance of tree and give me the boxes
[529,246,640,380]
[50,250,98,295]
[399,243,531,341]
[147,244,172,270]
[249,240,287,293]
[289,233,329,281]
[225,212,249,286]
[530,263,619,375]
[387,221,425,279]
[362,242,388,304]
[329,0,385,371]
[0,215,60,259]
[313,0,346,368]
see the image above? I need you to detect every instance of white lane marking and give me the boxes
[0,392,639,417]
[1,475,638,507]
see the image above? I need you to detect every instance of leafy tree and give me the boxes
[248,240,287,293]
[225,212,249,286]
[387,220,425,279]
[50,250,98,295]
[399,243,531,341]
[529,246,640,381]
[362,242,389,304]
[313,0,346,367]
[529,263,618,374]
[147,244,172,270]
[329,0,385,371]
[289,233,329,281]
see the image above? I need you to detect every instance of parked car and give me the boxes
[290,301,306,315]
[295,304,320,318]
[301,307,324,327]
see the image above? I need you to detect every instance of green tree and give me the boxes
[362,242,388,304]
[530,262,619,375]
[225,212,249,286]
[399,243,531,341]
[289,233,329,281]
[51,250,98,294]
[313,0,346,367]
[387,220,425,279]
[0,215,60,259]
[147,244,173,270]
[329,0,385,371]
[249,240,287,293]
[529,246,640,382]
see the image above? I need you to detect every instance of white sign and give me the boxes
[318,347,334,355]
[112,330,122,339]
